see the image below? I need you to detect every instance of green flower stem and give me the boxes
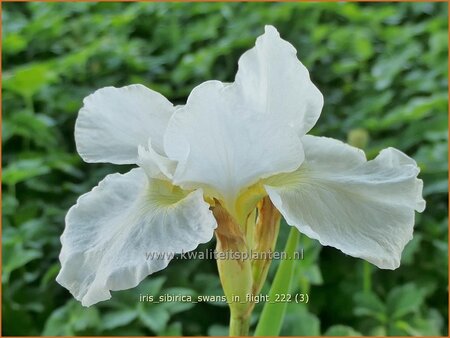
[229,314,251,336]
[254,226,300,336]
[213,204,254,337]
[363,261,372,293]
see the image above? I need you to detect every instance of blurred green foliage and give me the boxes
[2,2,448,336]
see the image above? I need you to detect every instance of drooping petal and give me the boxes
[164,80,305,209]
[76,85,174,164]
[235,25,323,136]
[56,168,216,306]
[265,136,425,269]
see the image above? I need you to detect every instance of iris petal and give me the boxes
[265,136,425,269]
[164,26,321,208]
[76,84,174,164]
[57,168,216,306]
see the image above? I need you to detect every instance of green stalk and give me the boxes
[254,227,300,336]
[213,204,254,337]
[363,261,372,293]
[229,314,251,336]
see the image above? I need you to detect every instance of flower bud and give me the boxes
[347,128,369,149]
[251,196,281,295]
[213,203,254,332]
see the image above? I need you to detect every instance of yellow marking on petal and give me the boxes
[262,167,306,189]
[204,195,216,207]
[234,181,267,226]
[146,179,189,207]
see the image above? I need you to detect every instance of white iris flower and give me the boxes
[57,26,425,307]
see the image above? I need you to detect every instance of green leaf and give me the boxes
[4,62,58,99]
[102,309,138,330]
[2,193,18,216]
[3,33,27,54]
[160,287,197,314]
[386,283,425,319]
[3,112,57,147]
[3,159,51,185]
[41,263,61,287]
[382,94,447,128]
[43,308,74,336]
[138,304,170,334]
[42,300,100,335]
[409,308,444,335]
[160,322,183,336]
[281,305,321,336]
[254,227,300,336]
[300,264,323,286]
[401,234,423,265]
[324,324,362,336]
[2,242,42,283]
[353,291,386,323]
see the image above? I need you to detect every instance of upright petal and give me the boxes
[56,168,216,306]
[164,80,304,209]
[137,138,177,181]
[235,25,323,136]
[164,26,322,209]
[265,136,425,269]
[76,85,174,164]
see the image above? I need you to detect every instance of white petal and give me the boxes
[164,80,304,208]
[56,168,216,306]
[235,25,323,136]
[265,136,425,269]
[163,26,322,207]
[76,85,174,164]
[137,139,177,181]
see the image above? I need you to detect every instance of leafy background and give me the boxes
[2,2,448,336]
